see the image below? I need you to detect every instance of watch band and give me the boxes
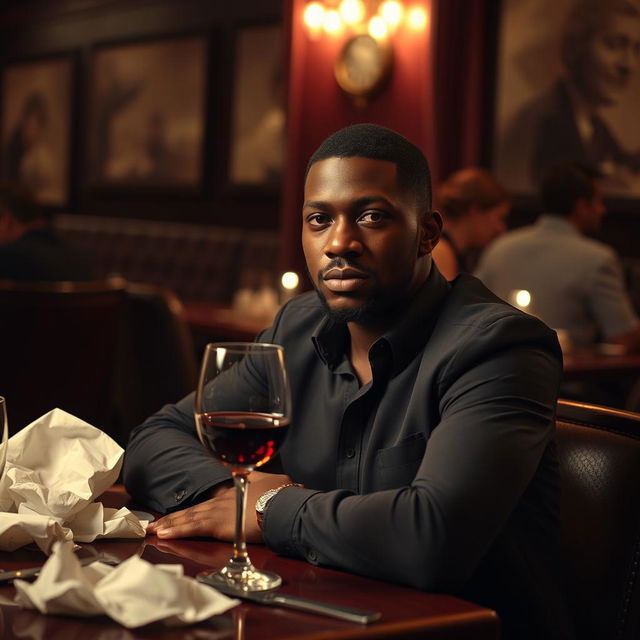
[255,483,303,530]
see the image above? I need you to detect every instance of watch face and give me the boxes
[335,34,391,98]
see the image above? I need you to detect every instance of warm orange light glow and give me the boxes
[323,9,342,33]
[339,0,365,24]
[369,15,388,38]
[304,2,325,29]
[380,0,403,26]
[407,6,427,29]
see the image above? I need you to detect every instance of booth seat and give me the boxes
[54,214,280,304]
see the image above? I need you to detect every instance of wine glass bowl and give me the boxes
[194,342,291,592]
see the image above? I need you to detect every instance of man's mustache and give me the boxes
[318,258,374,281]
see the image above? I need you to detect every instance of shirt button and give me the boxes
[346,448,355,459]
[175,489,187,501]
[307,550,318,564]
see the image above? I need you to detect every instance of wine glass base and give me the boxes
[197,566,282,592]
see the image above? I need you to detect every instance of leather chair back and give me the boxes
[112,282,197,445]
[556,399,640,640]
[0,278,126,435]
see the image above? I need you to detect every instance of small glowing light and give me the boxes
[380,0,403,26]
[304,2,325,29]
[369,15,388,38]
[281,271,300,290]
[514,289,531,309]
[339,0,364,24]
[323,9,342,33]
[407,6,427,29]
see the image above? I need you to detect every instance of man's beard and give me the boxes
[308,260,412,325]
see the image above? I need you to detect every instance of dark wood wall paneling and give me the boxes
[0,0,283,229]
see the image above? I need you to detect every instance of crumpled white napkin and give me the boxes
[0,409,145,553]
[14,540,239,628]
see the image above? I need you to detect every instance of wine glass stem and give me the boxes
[231,471,250,566]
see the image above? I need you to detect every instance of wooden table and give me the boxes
[0,487,500,640]
[563,349,640,381]
[184,303,273,343]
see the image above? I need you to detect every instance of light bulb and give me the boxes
[304,2,325,29]
[369,15,388,38]
[407,6,427,29]
[380,0,403,26]
[339,0,364,25]
[323,9,342,33]
[281,272,300,291]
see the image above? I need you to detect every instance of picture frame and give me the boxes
[1,55,73,207]
[86,34,207,190]
[228,23,285,189]
[493,0,640,199]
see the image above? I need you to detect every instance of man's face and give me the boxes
[302,156,439,324]
[579,13,640,106]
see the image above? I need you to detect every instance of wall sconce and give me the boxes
[302,1,427,107]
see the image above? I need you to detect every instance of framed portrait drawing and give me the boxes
[229,23,285,188]
[493,0,640,198]
[87,35,207,189]
[1,56,73,207]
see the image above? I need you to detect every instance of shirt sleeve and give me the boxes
[262,315,562,591]
[122,322,281,514]
[588,251,639,339]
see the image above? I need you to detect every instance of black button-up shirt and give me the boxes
[124,266,573,639]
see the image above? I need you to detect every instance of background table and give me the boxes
[0,487,500,640]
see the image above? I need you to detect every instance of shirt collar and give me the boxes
[312,265,451,375]
[537,214,581,236]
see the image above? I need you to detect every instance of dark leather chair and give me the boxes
[112,282,198,445]
[0,278,127,435]
[556,399,640,640]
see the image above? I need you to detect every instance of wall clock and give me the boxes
[334,34,392,106]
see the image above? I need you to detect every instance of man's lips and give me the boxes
[322,267,370,292]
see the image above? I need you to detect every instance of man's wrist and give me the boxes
[255,483,303,530]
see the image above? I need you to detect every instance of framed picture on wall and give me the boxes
[229,23,285,188]
[493,0,640,198]
[1,56,73,207]
[87,35,207,189]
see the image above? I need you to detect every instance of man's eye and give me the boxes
[358,211,387,225]
[307,214,331,227]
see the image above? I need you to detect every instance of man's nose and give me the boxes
[324,218,363,257]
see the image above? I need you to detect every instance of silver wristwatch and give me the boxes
[255,483,302,529]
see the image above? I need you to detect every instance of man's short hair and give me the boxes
[436,167,510,221]
[0,183,43,224]
[539,163,601,215]
[306,123,432,211]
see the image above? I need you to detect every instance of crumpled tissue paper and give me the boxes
[14,540,239,628]
[0,408,145,553]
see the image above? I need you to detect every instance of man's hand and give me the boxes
[145,471,293,543]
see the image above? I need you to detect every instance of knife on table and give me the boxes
[210,582,381,625]
[0,554,119,584]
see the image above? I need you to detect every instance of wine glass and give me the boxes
[194,342,291,592]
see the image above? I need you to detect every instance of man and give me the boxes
[476,163,640,353]
[124,124,573,639]
[499,0,640,192]
[0,183,94,281]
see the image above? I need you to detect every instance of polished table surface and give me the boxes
[0,487,499,640]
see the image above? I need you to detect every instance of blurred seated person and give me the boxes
[475,163,640,354]
[431,168,510,280]
[0,183,94,281]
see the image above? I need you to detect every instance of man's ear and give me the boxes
[418,210,442,256]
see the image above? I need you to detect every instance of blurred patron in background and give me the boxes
[0,183,94,281]
[432,168,510,280]
[475,163,640,354]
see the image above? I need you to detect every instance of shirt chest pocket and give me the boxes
[373,432,427,490]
